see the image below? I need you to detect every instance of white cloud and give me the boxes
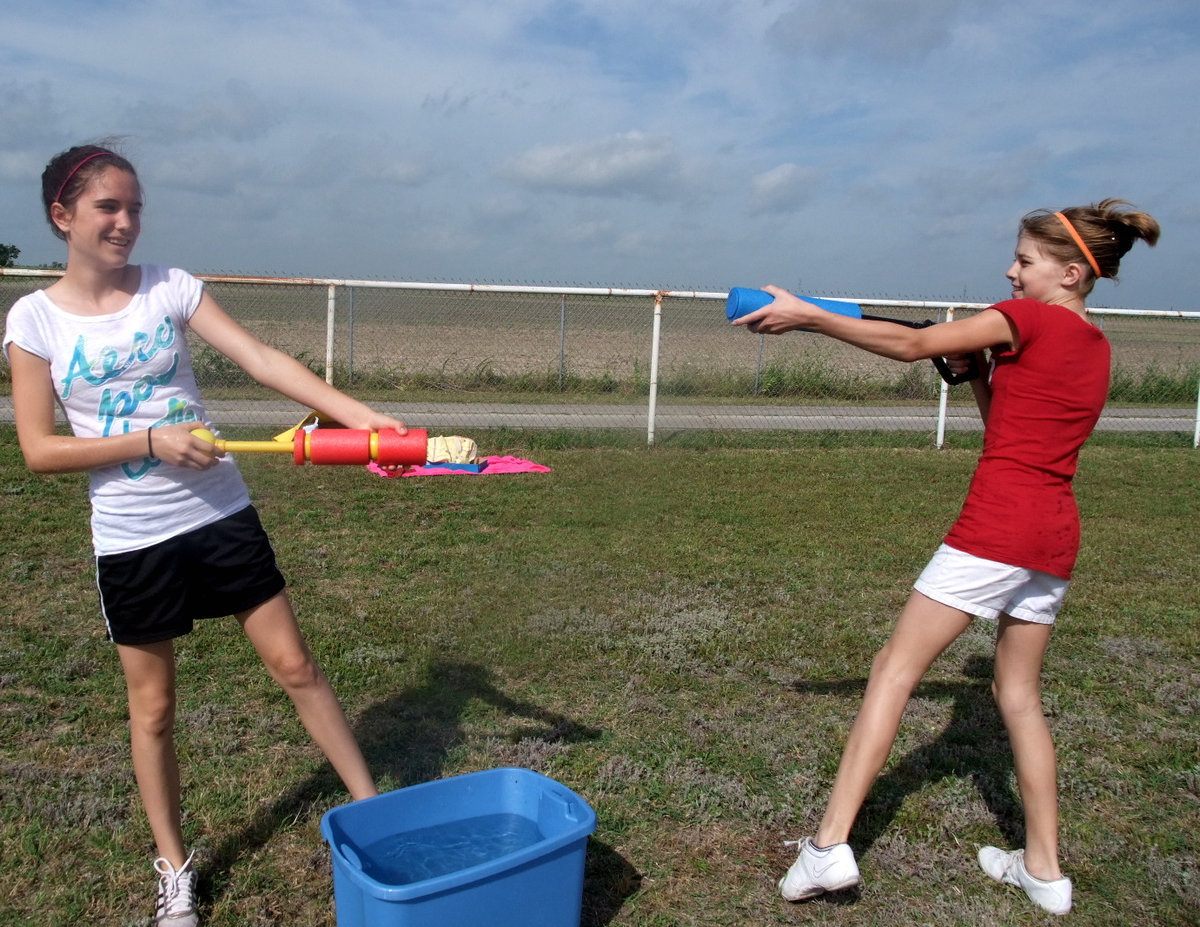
[747,163,820,216]
[499,131,689,201]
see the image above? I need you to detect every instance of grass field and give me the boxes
[1,427,1197,926]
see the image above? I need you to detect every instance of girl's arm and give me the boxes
[736,286,1018,366]
[186,292,407,433]
[939,350,993,422]
[966,353,993,422]
[8,344,217,473]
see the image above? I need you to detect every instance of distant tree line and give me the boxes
[0,244,63,270]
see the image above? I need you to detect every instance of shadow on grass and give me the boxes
[203,658,639,924]
[581,840,645,927]
[792,655,1023,858]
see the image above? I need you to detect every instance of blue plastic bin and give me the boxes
[320,767,597,927]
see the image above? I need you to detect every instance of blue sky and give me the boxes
[2,0,1197,309]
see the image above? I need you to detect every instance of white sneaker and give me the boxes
[978,846,1072,915]
[779,837,860,901]
[154,851,199,926]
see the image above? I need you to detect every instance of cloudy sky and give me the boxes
[2,0,1197,309]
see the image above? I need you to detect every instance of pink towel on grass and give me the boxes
[367,456,552,478]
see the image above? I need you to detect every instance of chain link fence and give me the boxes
[3,270,1198,445]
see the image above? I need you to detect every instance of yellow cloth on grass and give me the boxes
[426,435,478,464]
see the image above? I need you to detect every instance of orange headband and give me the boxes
[1053,211,1103,279]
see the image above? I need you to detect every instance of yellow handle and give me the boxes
[213,440,296,454]
[192,428,294,454]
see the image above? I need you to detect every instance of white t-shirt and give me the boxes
[3,265,251,555]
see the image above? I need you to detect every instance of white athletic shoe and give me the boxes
[978,846,1072,915]
[154,851,199,926]
[779,837,861,901]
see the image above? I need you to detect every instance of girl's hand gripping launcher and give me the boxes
[192,414,428,467]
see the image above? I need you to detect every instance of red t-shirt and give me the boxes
[943,299,1110,579]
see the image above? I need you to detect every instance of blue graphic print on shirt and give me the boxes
[55,316,198,479]
[60,315,178,402]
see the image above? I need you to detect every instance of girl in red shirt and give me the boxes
[736,199,1159,915]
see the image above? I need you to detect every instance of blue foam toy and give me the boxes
[725,286,863,321]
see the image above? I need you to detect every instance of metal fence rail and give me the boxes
[3,269,1198,446]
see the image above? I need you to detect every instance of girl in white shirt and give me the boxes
[4,143,407,927]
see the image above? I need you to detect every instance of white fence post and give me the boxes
[325,283,337,385]
[647,292,663,445]
[1194,376,1199,449]
[935,306,955,449]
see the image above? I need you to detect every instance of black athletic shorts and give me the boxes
[96,505,287,645]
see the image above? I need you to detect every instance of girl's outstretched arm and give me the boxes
[735,286,1017,365]
[186,292,406,433]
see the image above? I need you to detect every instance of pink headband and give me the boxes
[54,151,114,204]
[1053,211,1103,279]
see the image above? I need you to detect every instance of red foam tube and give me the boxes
[290,428,429,465]
[307,429,373,465]
[374,428,428,466]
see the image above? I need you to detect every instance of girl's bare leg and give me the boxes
[815,592,972,847]
[991,614,1060,880]
[117,640,188,867]
[238,593,377,801]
